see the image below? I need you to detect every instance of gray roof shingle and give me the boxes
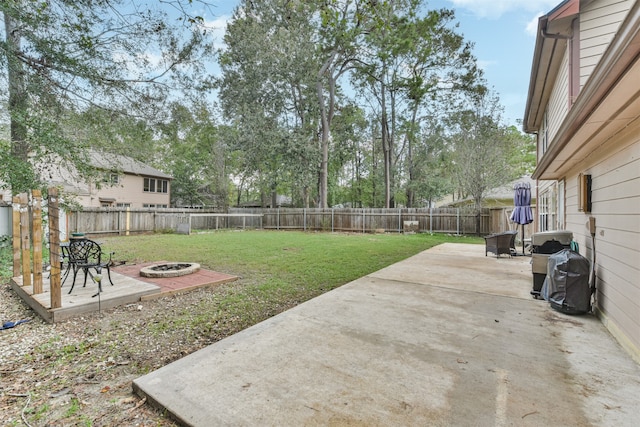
[89,150,172,179]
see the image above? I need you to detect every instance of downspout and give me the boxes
[541,18,578,107]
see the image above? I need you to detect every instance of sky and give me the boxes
[203,0,561,127]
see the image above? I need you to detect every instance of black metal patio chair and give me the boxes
[65,239,115,295]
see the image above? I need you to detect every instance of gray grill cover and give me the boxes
[541,249,591,314]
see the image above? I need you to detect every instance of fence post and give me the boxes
[429,208,433,234]
[48,187,62,309]
[457,208,460,236]
[31,190,43,294]
[12,196,21,276]
[125,207,130,236]
[303,208,306,231]
[19,193,32,288]
[47,187,62,308]
[398,209,401,233]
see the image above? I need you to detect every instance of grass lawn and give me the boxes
[0,230,483,342]
[95,231,482,333]
[102,230,482,291]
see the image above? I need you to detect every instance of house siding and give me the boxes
[563,122,640,359]
[580,0,633,87]
[546,50,570,146]
[75,174,170,208]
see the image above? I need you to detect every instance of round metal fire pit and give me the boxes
[140,262,200,278]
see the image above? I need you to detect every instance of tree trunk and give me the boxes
[316,53,337,209]
[381,79,391,208]
[475,198,483,236]
[5,13,30,168]
[406,104,419,208]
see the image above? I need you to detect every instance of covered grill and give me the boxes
[531,230,573,298]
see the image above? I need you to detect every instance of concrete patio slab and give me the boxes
[133,243,640,426]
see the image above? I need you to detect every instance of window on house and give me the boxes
[538,182,565,231]
[541,110,549,155]
[538,192,549,232]
[557,180,565,230]
[102,172,119,185]
[550,184,557,231]
[143,178,169,193]
[99,197,116,207]
[116,203,131,208]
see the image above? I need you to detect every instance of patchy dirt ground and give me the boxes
[0,278,290,426]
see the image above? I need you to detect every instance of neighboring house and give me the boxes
[236,194,293,208]
[437,176,537,209]
[48,151,173,209]
[524,0,639,361]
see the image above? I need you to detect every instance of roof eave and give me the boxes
[523,0,579,134]
[532,2,640,179]
[523,17,549,134]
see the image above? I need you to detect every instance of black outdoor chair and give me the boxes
[65,239,115,295]
[483,230,518,258]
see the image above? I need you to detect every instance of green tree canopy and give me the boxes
[1,0,214,193]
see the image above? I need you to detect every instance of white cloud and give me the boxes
[202,15,232,50]
[447,0,558,19]
[526,13,545,36]
[477,59,497,71]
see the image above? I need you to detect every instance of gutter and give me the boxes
[522,17,547,134]
[541,20,572,40]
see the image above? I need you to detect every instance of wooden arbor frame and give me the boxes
[11,188,63,309]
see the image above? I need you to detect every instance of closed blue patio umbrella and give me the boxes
[510,182,533,255]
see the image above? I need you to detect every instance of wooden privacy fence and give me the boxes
[65,208,228,236]
[231,208,490,234]
[66,207,502,235]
